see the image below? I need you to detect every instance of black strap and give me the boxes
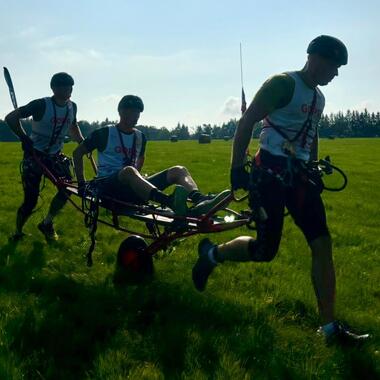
[299,89,317,148]
[45,100,70,153]
[83,193,99,267]
[116,127,137,167]
[264,89,317,145]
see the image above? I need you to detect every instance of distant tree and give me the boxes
[1,109,380,142]
[173,123,190,140]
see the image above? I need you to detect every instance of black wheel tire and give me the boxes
[113,235,153,285]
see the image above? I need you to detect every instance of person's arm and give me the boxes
[135,133,147,171]
[72,143,89,184]
[68,102,84,143]
[310,92,325,162]
[4,109,28,139]
[230,75,294,190]
[231,101,270,168]
[310,130,319,162]
[135,156,145,171]
[231,74,294,168]
[68,123,84,144]
[73,128,105,183]
[5,99,45,150]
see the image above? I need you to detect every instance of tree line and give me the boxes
[0,109,379,142]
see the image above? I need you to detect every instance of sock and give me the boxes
[149,188,171,207]
[213,246,225,263]
[188,190,203,203]
[321,321,337,337]
[207,246,218,265]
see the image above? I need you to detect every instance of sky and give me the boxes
[0,0,379,129]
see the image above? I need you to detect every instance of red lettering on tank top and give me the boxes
[301,104,322,115]
[114,146,135,156]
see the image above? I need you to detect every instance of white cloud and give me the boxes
[0,26,39,45]
[323,101,337,115]
[92,94,120,105]
[28,33,108,69]
[220,96,240,118]
[35,35,74,49]
[17,26,38,38]
[78,94,122,122]
[127,50,224,76]
[39,48,108,68]
[354,99,379,113]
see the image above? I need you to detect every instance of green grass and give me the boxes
[0,139,379,379]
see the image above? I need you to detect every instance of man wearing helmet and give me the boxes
[73,95,228,215]
[192,36,369,344]
[5,72,84,242]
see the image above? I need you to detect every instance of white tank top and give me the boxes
[259,72,325,160]
[31,97,74,154]
[97,126,145,178]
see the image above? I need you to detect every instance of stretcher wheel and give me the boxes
[114,235,153,285]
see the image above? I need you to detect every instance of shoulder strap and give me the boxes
[300,89,317,147]
[116,128,137,166]
[45,99,70,153]
[264,88,317,144]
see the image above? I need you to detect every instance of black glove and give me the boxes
[78,181,87,197]
[230,166,250,190]
[20,134,34,154]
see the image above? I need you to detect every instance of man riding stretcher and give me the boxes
[73,95,229,215]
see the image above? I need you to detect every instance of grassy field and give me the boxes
[0,139,379,379]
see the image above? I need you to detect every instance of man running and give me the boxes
[5,72,84,242]
[192,36,369,345]
[73,95,228,215]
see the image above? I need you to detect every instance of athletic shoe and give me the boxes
[189,190,231,217]
[169,185,189,216]
[38,222,59,242]
[192,238,217,291]
[9,232,26,242]
[317,321,370,346]
[191,192,217,204]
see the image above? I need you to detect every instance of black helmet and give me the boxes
[307,35,348,65]
[50,72,74,88]
[118,95,144,112]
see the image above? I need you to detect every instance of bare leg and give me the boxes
[118,166,156,201]
[309,235,335,324]
[43,190,68,224]
[216,236,253,262]
[166,166,198,192]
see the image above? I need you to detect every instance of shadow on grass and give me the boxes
[342,349,380,380]
[0,241,45,290]
[1,253,283,379]
[0,240,20,266]
[0,246,377,379]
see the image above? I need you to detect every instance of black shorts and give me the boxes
[94,169,171,203]
[251,150,329,247]
[22,151,72,191]
[93,172,142,204]
[18,151,71,212]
